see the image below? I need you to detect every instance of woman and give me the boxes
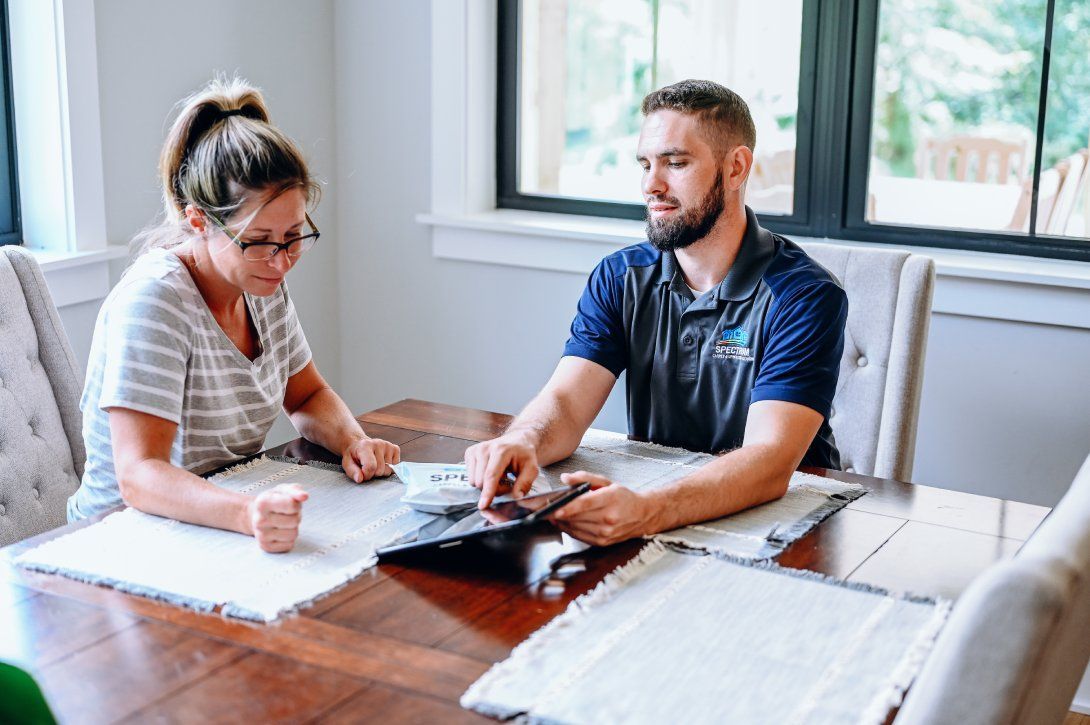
[67,77,399,552]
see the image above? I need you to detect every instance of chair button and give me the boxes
[857,356,868,367]
[0,504,6,515]
[682,335,695,346]
[32,488,40,500]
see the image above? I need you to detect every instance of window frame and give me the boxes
[496,0,1090,263]
[0,0,20,246]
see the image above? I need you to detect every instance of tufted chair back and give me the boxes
[0,247,85,546]
[800,243,935,481]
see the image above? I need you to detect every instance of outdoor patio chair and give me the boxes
[1046,149,1089,235]
[916,135,1029,184]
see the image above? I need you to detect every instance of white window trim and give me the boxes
[422,0,1090,331]
[8,0,125,306]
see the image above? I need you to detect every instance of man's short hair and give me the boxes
[641,79,757,153]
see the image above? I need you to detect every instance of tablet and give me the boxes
[375,483,591,560]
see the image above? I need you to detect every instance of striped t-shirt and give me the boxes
[67,248,312,520]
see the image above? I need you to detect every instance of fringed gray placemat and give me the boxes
[15,457,433,621]
[575,429,866,559]
[462,541,950,725]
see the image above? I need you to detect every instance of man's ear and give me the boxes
[725,145,754,192]
[183,204,206,234]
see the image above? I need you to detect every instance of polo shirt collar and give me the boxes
[659,206,777,302]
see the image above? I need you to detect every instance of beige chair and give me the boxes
[897,452,1090,724]
[800,243,935,481]
[917,135,1028,184]
[0,247,85,546]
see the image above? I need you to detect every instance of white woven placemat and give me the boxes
[462,541,951,725]
[15,457,432,621]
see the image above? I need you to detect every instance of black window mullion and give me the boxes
[842,0,879,239]
[495,0,520,214]
[764,0,820,231]
[1027,0,1057,238]
[0,0,20,245]
[805,0,858,239]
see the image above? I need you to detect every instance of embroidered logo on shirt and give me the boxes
[713,326,753,362]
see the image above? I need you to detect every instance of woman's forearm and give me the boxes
[288,385,367,454]
[119,458,254,535]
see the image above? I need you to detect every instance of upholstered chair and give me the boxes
[0,247,85,546]
[897,452,1090,724]
[800,243,935,482]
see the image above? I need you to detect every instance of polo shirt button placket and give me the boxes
[677,331,700,379]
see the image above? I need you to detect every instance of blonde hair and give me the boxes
[132,75,320,257]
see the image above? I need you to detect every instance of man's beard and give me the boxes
[645,170,725,252]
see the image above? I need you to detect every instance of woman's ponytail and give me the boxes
[131,76,318,259]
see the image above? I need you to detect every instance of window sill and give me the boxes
[25,245,129,308]
[419,209,1090,330]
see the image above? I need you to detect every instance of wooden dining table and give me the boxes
[0,399,1051,723]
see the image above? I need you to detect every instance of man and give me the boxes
[466,79,847,546]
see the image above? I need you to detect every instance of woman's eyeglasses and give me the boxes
[205,211,321,262]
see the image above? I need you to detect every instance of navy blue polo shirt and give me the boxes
[563,206,847,469]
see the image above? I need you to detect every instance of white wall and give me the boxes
[331,0,626,431]
[915,315,1090,505]
[332,0,1090,507]
[74,0,341,444]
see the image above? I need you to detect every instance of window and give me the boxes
[0,0,19,245]
[501,0,814,223]
[498,0,1090,262]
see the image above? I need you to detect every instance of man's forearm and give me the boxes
[642,443,794,534]
[505,390,588,466]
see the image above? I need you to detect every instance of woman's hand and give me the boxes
[342,437,401,482]
[247,483,309,553]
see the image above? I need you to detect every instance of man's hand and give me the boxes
[247,483,309,553]
[343,437,401,482]
[465,433,540,508]
[550,471,656,547]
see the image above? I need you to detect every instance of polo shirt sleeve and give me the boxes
[562,259,627,376]
[751,282,848,418]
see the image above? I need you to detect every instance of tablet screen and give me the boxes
[379,486,586,553]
